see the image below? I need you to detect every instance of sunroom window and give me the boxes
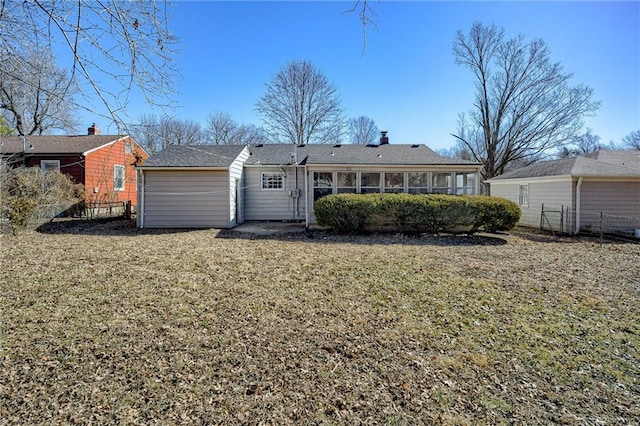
[432,172,452,194]
[384,172,404,193]
[408,172,429,194]
[360,172,380,194]
[336,172,356,194]
[313,172,333,201]
[456,172,476,195]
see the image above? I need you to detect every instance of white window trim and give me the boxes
[114,164,125,192]
[261,172,285,191]
[519,184,530,207]
[40,160,60,173]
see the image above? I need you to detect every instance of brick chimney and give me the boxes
[379,130,389,145]
[87,123,101,135]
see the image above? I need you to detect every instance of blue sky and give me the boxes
[95,1,639,151]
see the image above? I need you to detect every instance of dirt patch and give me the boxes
[1,220,639,424]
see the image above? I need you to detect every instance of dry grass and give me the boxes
[1,219,639,424]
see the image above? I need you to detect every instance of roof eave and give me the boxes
[137,166,230,171]
[82,135,128,156]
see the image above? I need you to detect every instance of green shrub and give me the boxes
[314,193,520,234]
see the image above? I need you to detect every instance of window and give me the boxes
[114,165,125,191]
[408,172,429,194]
[360,172,380,194]
[336,172,356,194]
[519,184,529,207]
[40,160,60,173]
[384,172,404,193]
[313,172,333,201]
[124,142,133,154]
[432,172,452,194]
[261,172,284,190]
[456,172,476,195]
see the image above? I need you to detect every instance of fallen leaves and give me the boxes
[0,221,639,423]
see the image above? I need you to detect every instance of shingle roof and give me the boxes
[0,134,127,154]
[141,143,481,168]
[246,143,480,166]
[584,149,640,170]
[142,144,247,168]
[489,155,640,181]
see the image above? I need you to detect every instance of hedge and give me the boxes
[314,193,521,234]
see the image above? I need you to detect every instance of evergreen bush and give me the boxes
[314,193,520,234]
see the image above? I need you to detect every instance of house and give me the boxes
[486,150,640,234]
[0,124,148,207]
[136,135,483,228]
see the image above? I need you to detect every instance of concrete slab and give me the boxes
[232,221,306,236]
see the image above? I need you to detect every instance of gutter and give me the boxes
[574,176,583,235]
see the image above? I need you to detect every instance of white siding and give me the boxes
[229,148,249,225]
[142,170,231,228]
[490,179,574,231]
[579,180,640,232]
[243,166,306,221]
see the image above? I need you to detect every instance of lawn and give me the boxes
[1,220,639,424]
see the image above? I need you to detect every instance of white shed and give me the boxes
[137,145,249,228]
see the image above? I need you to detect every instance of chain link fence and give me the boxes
[580,211,640,238]
[540,204,640,239]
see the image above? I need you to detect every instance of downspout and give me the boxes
[294,164,299,218]
[139,170,145,228]
[304,165,309,228]
[574,176,583,235]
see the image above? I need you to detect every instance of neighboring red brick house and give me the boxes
[0,124,148,206]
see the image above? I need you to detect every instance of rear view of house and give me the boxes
[136,140,483,229]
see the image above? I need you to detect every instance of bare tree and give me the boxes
[348,116,379,145]
[205,111,239,145]
[0,48,79,135]
[437,143,472,161]
[452,22,600,187]
[256,60,345,145]
[232,124,269,145]
[131,114,205,153]
[622,129,640,150]
[0,1,177,128]
[204,111,269,145]
[557,128,604,157]
[343,1,377,54]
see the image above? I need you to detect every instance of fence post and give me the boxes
[125,201,132,219]
[600,211,604,246]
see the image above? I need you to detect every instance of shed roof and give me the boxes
[0,134,129,155]
[142,144,247,168]
[489,155,640,181]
